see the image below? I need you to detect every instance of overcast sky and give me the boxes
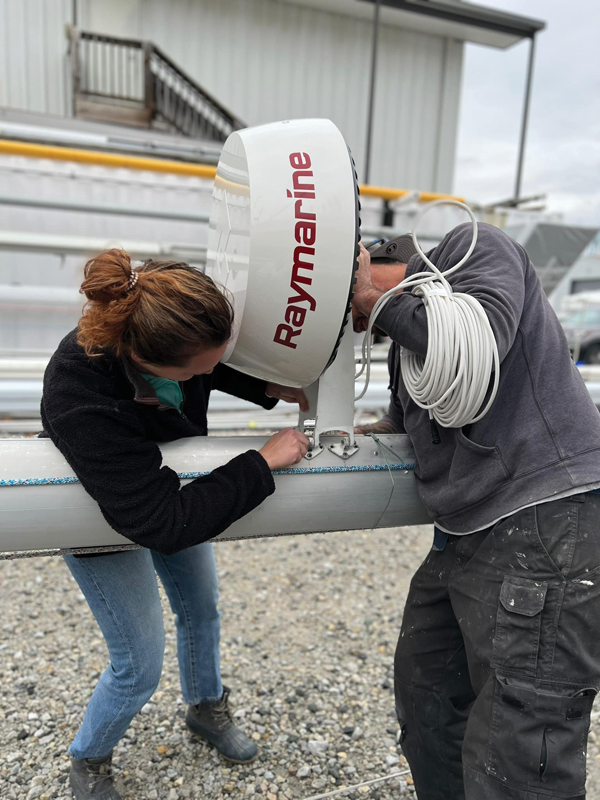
[454,0,600,226]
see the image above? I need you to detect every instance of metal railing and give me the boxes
[70,28,244,142]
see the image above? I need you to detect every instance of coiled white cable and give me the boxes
[355,200,500,430]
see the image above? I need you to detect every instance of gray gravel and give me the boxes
[2,525,600,799]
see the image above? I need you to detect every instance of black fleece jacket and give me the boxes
[40,330,278,555]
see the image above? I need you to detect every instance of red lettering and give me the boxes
[274,153,318,349]
[295,221,316,246]
[292,171,315,193]
[288,281,316,312]
[295,199,315,221]
[285,304,307,328]
[289,152,312,169]
[273,323,301,350]
[292,246,315,282]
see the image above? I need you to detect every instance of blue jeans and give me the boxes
[64,543,222,759]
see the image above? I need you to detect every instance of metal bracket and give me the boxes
[328,438,359,460]
[298,327,358,461]
[301,420,324,460]
[304,443,324,460]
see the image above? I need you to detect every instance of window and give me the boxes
[571,279,600,294]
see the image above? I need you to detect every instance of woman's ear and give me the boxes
[130,351,142,364]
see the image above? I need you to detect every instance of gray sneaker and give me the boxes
[69,751,122,799]
[185,686,258,764]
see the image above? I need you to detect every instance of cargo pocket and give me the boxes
[491,576,547,676]
[487,673,596,795]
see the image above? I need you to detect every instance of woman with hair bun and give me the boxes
[41,250,309,800]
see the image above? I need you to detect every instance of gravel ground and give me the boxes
[2,525,600,800]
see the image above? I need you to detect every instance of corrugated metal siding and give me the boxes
[0,153,214,351]
[0,0,73,116]
[76,0,463,192]
[0,155,213,252]
[0,0,463,190]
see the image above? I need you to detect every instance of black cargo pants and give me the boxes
[394,493,600,800]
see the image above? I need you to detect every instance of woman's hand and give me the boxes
[266,383,310,412]
[259,428,310,470]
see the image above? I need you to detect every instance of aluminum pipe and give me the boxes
[0,434,430,555]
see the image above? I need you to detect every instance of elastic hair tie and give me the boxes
[127,270,139,292]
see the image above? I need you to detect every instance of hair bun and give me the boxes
[77,254,233,361]
[80,249,134,303]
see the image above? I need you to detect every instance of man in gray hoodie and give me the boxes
[352,223,600,800]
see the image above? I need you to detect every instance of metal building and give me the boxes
[1,0,544,191]
[0,0,545,365]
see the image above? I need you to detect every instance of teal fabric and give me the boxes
[141,374,183,412]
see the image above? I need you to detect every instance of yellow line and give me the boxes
[359,184,465,203]
[0,139,218,179]
[0,139,464,203]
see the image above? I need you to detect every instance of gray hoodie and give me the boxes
[378,222,600,533]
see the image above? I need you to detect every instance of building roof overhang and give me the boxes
[281,0,545,48]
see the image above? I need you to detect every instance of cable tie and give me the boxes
[422,284,452,299]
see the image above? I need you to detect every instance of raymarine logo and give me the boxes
[273,152,317,350]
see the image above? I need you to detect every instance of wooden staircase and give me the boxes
[69,28,244,142]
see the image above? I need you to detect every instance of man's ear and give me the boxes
[130,351,142,364]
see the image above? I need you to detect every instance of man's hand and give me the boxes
[352,242,384,333]
[354,419,398,435]
[258,428,310,469]
[266,383,310,412]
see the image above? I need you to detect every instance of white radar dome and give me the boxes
[205,118,359,388]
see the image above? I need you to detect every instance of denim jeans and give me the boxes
[395,493,600,800]
[64,543,222,759]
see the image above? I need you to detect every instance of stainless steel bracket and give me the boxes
[298,328,358,461]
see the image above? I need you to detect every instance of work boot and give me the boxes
[69,751,122,799]
[185,686,258,763]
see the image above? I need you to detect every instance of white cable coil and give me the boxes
[356,200,500,430]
